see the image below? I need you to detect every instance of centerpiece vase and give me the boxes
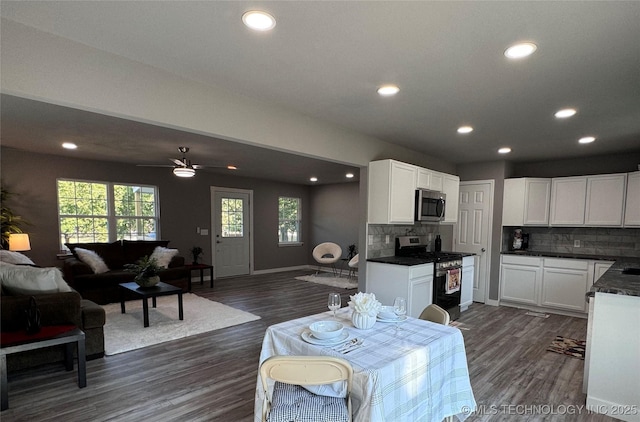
[352,312,376,330]
[136,275,160,288]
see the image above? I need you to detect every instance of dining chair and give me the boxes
[259,355,353,422]
[312,242,342,276]
[419,304,451,325]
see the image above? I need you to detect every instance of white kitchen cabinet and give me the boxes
[366,261,433,318]
[624,171,640,226]
[416,168,432,190]
[429,171,444,192]
[442,173,460,223]
[541,258,590,312]
[460,255,475,312]
[585,173,626,226]
[502,178,551,226]
[550,176,587,226]
[593,261,614,284]
[499,255,542,305]
[368,159,417,224]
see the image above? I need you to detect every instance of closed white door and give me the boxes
[212,189,251,278]
[456,181,493,303]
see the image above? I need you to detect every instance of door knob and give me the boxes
[481,248,486,252]
[216,241,221,244]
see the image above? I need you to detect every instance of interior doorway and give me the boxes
[211,187,253,278]
[456,180,494,304]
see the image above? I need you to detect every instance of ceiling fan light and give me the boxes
[173,167,196,178]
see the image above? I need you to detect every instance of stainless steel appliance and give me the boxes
[395,236,462,320]
[510,228,529,251]
[415,189,446,222]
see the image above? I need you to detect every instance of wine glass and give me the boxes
[328,293,341,319]
[393,297,407,332]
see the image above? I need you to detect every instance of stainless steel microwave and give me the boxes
[415,189,446,222]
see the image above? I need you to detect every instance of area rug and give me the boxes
[102,293,260,355]
[295,273,357,289]
[546,336,586,360]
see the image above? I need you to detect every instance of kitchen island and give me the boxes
[584,258,640,422]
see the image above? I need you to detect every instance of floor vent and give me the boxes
[525,311,550,318]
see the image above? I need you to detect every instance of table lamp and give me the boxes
[8,233,31,251]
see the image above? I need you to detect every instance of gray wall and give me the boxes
[309,183,360,260]
[1,147,317,270]
[509,152,640,178]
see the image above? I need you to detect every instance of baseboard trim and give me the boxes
[252,265,312,275]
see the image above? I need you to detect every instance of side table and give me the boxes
[185,264,214,289]
[1,326,86,410]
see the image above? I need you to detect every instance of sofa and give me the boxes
[62,240,190,305]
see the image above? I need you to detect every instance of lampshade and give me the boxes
[9,233,31,251]
[173,167,196,178]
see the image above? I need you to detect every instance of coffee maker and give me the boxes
[511,228,529,251]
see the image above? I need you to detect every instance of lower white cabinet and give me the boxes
[460,256,475,312]
[500,255,542,305]
[500,255,609,315]
[366,262,433,318]
[541,259,590,312]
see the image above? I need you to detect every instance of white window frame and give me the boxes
[57,178,160,248]
[278,196,303,246]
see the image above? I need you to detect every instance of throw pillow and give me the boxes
[75,248,110,274]
[0,263,72,295]
[150,246,179,268]
[0,250,36,265]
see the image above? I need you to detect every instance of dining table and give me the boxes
[254,307,476,422]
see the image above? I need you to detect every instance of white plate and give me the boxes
[376,315,408,323]
[301,330,350,345]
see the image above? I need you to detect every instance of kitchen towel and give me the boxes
[446,268,461,294]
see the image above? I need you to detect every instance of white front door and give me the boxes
[212,188,252,278]
[456,181,493,303]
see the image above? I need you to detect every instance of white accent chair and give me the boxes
[347,254,359,279]
[419,304,451,326]
[312,242,342,276]
[260,355,353,422]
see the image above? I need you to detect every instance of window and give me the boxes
[220,197,244,238]
[57,179,159,247]
[278,197,301,244]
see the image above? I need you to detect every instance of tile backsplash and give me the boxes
[367,224,443,258]
[502,226,640,258]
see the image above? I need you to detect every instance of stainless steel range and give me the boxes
[395,236,462,320]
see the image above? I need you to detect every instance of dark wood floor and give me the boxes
[2,270,615,422]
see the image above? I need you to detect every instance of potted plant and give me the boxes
[1,186,29,250]
[190,246,203,265]
[125,255,163,288]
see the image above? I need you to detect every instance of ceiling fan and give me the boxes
[137,147,234,177]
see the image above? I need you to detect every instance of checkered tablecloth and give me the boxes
[254,307,476,422]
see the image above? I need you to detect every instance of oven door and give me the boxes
[433,266,462,320]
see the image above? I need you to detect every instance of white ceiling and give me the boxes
[1,1,640,183]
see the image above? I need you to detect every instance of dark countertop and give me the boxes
[501,250,620,261]
[367,251,475,266]
[590,258,640,297]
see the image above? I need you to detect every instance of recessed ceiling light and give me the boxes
[227,165,237,170]
[242,11,276,31]
[377,85,400,96]
[555,108,577,118]
[62,142,77,150]
[346,173,354,179]
[579,136,596,144]
[498,147,512,154]
[457,126,473,134]
[310,177,318,182]
[504,42,537,59]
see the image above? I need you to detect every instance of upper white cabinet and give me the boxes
[442,173,460,223]
[502,178,551,226]
[550,177,587,226]
[624,171,640,226]
[584,174,626,226]
[368,159,417,224]
[415,168,443,191]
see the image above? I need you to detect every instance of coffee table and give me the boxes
[119,281,183,328]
